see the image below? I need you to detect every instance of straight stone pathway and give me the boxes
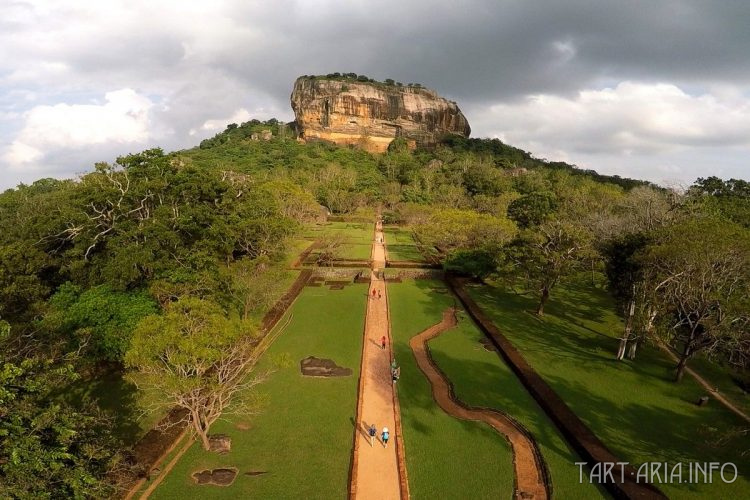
[351,220,402,500]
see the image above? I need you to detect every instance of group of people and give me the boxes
[391,358,400,383]
[371,288,382,300]
[368,424,389,448]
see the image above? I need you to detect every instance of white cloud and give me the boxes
[193,108,253,135]
[4,88,155,170]
[478,82,750,157]
[2,89,155,179]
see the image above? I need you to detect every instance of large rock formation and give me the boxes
[290,76,470,152]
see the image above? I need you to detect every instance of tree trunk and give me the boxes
[191,410,211,450]
[617,298,636,360]
[675,346,692,383]
[627,337,639,360]
[536,286,549,316]
[629,307,656,361]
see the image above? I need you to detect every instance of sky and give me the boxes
[1,0,749,190]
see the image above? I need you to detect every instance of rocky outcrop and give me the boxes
[290,76,470,152]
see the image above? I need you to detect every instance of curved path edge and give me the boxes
[447,276,667,500]
[410,308,550,500]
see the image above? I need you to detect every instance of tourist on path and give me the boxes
[377,290,382,300]
[381,336,386,350]
[382,427,390,448]
[368,424,377,447]
[372,289,376,299]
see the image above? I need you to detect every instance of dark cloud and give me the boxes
[2,0,750,188]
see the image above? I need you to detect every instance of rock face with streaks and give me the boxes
[290,76,470,152]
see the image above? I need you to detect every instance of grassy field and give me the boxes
[383,226,425,262]
[303,221,374,261]
[149,283,367,499]
[303,221,373,244]
[468,277,750,499]
[388,280,515,499]
[390,279,605,499]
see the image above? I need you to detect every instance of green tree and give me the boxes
[507,191,558,228]
[0,355,120,498]
[43,283,158,363]
[125,298,265,450]
[640,218,750,381]
[502,220,594,316]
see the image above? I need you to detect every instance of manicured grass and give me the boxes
[384,227,425,262]
[469,277,750,499]
[150,283,367,499]
[388,280,515,499]
[303,221,374,245]
[429,314,607,499]
[383,226,417,245]
[303,221,374,261]
[390,279,604,499]
[387,244,425,262]
[337,243,372,260]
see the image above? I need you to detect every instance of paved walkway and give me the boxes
[410,309,549,500]
[351,221,402,500]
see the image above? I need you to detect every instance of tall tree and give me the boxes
[503,220,594,316]
[641,218,750,381]
[124,298,265,450]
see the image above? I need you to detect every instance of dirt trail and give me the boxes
[410,309,550,500]
[658,343,750,423]
[350,221,403,500]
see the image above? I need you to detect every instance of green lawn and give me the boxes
[469,277,750,499]
[383,226,417,245]
[303,221,374,261]
[383,227,426,262]
[429,314,607,499]
[150,283,367,499]
[388,280,515,499]
[390,279,604,499]
[303,221,373,245]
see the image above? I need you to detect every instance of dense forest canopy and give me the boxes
[1,118,748,496]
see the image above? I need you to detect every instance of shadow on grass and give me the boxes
[468,279,750,496]
[60,367,146,446]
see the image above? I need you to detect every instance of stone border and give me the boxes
[260,270,313,333]
[386,261,441,269]
[384,273,411,499]
[447,276,667,500]
[411,308,550,499]
[291,241,319,268]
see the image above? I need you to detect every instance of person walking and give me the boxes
[382,427,390,448]
[381,335,386,350]
[377,289,382,300]
[368,424,377,447]
[371,288,376,299]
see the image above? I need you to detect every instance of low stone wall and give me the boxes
[446,276,666,500]
[386,260,441,269]
[260,270,312,333]
[386,269,444,280]
[313,268,370,280]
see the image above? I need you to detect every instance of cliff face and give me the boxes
[290,77,470,152]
